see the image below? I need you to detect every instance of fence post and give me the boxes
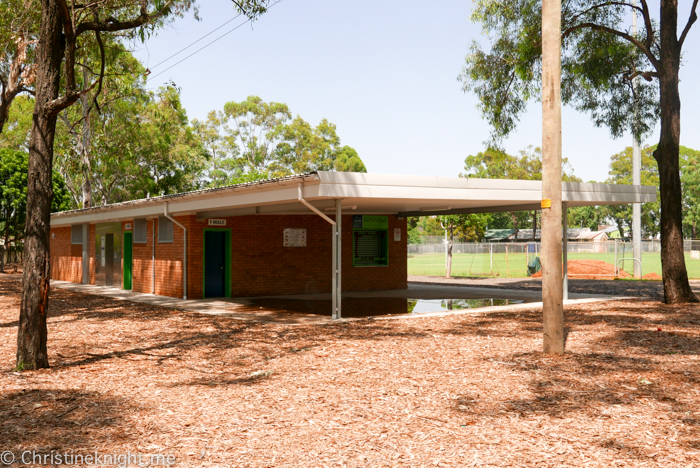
[490,243,493,273]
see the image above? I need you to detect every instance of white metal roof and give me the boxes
[50,171,657,226]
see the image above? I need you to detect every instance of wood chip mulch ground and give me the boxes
[1,273,699,467]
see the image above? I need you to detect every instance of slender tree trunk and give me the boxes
[79,69,92,208]
[17,0,63,370]
[532,210,537,240]
[653,0,698,304]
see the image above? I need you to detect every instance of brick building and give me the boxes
[49,172,656,318]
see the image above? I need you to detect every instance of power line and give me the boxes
[148,0,282,80]
[148,14,244,70]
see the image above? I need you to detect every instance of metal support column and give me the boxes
[298,183,342,319]
[632,0,642,279]
[332,215,337,318]
[82,223,89,284]
[335,199,342,319]
[563,202,568,301]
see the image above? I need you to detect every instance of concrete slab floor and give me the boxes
[49,280,632,325]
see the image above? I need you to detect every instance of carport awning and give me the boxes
[50,172,657,226]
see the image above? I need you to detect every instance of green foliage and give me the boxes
[53,38,207,207]
[460,0,660,144]
[603,146,660,238]
[462,145,578,237]
[333,146,366,173]
[0,149,70,245]
[680,146,700,238]
[0,95,33,150]
[195,96,366,186]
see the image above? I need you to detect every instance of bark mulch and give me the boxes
[1,274,699,467]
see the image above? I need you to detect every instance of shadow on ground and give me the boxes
[0,388,137,454]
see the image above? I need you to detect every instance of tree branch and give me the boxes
[75,1,173,35]
[679,0,699,49]
[569,2,644,25]
[92,28,105,113]
[563,22,659,70]
[627,70,659,81]
[638,0,655,50]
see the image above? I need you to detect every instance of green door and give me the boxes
[123,232,133,290]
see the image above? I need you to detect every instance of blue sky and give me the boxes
[133,0,700,183]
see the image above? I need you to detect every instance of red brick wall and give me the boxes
[49,226,82,283]
[182,214,407,299]
[53,214,408,300]
[131,219,155,295]
[120,216,186,299]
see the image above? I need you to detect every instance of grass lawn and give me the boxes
[408,251,700,278]
[2,274,699,466]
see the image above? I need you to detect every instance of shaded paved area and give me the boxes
[49,279,631,323]
[409,275,700,300]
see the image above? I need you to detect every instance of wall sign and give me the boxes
[394,228,401,241]
[124,223,132,230]
[352,215,388,230]
[208,219,226,226]
[284,228,306,247]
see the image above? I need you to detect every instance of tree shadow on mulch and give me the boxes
[0,388,138,454]
[445,301,700,452]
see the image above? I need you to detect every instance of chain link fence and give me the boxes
[407,240,700,278]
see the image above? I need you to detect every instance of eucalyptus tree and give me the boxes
[19,0,271,370]
[0,0,39,134]
[198,97,367,184]
[460,0,699,303]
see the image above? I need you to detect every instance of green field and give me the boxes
[407,251,700,279]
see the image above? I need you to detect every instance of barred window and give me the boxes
[71,225,83,244]
[134,219,148,243]
[158,217,173,243]
[353,230,388,266]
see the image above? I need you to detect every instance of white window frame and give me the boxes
[71,224,83,244]
[158,216,174,243]
[134,219,148,244]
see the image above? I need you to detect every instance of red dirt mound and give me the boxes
[531,259,631,280]
[643,272,662,280]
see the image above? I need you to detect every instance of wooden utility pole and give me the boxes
[541,0,564,354]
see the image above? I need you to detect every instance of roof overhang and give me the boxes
[50,171,657,227]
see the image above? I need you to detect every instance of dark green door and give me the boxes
[123,232,132,290]
[204,231,226,297]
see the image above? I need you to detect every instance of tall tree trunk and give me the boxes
[532,210,537,240]
[653,0,698,304]
[17,0,63,370]
[79,68,92,208]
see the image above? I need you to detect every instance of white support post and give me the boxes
[297,183,341,319]
[82,223,89,284]
[164,202,187,300]
[563,202,568,301]
[335,199,342,319]
[632,0,642,279]
[332,216,337,318]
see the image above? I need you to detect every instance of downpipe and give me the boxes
[164,202,187,300]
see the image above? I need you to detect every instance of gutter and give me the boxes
[164,202,187,300]
[298,183,335,226]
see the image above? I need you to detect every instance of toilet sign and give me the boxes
[394,228,401,241]
[284,228,306,247]
[208,219,226,226]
